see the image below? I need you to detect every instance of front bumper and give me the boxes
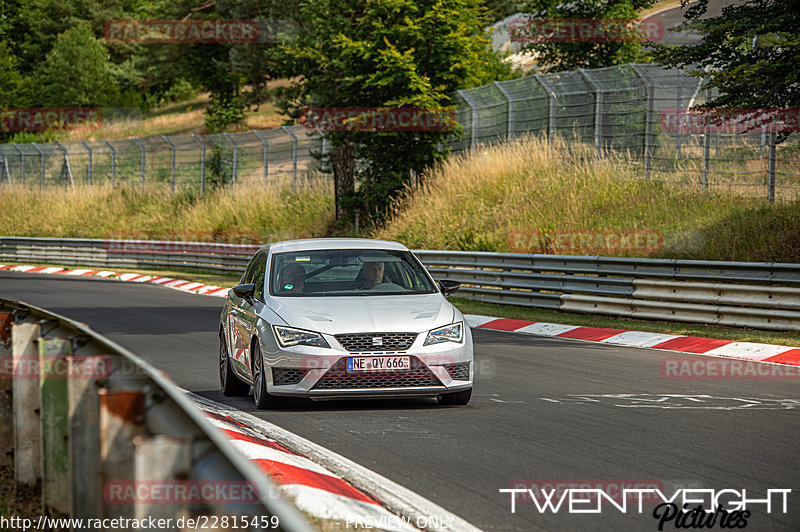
[261,329,473,399]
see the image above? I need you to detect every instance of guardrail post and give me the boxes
[39,337,72,515]
[99,388,145,519]
[12,320,42,486]
[32,142,45,189]
[67,355,106,519]
[767,131,776,202]
[161,135,177,196]
[253,130,269,182]
[133,435,193,521]
[131,137,146,187]
[80,141,93,185]
[192,134,207,195]
[534,74,557,145]
[104,140,116,186]
[0,312,13,468]
[223,133,238,185]
[281,126,299,181]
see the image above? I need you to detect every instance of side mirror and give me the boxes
[232,283,256,300]
[439,279,461,297]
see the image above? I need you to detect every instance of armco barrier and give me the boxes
[2,237,800,331]
[0,297,312,531]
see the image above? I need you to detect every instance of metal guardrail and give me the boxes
[0,297,312,530]
[414,250,800,332]
[2,237,800,331]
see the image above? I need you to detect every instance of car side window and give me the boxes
[241,254,260,284]
[252,253,267,300]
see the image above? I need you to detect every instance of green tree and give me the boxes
[654,0,800,140]
[37,24,120,107]
[517,0,657,71]
[283,0,514,223]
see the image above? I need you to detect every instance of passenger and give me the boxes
[280,264,306,294]
[355,261,384,289]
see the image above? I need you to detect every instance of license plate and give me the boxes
[346,356,411,372]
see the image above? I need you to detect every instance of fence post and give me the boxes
[253,130,269,182]
[32,142,45,189]
[192,134,207,195]
[131,137,146,187]
[12,143,25,184]
[676,80,683,158]
[281,126,299,181]
[80,141,93,185]
[767,131,776,202]
[578,69,603,158]
[494,81,515,140]
[457,90,479,148]
[103,140,116,186]
[54,142,75,190]
[161,135,177,196]
[630,65,654,179]
[223,132,238,185]
[534,74,557,145]
[0,154,10,191]
[701,89,711,191]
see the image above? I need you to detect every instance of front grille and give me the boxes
[312,356,442,390]
[272,368,307,386]
[445,362,470,381]
[335,332,418,352]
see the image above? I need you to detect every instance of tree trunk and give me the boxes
[331,141,355,221]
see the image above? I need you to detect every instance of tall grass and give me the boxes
[0,177,334,242]
[375,135,800,262]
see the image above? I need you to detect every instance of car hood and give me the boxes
[266,293,454,335]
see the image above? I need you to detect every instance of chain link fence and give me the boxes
[451,63,800,202]
[1,63,799,200]
[0,125,322,194]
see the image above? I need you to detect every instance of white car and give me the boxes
[218,238,473,409]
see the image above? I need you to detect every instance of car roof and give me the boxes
[266,238,409,254]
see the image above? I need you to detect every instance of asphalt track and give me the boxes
[2,271,798,531]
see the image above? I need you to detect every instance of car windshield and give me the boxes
[269,249,436,297]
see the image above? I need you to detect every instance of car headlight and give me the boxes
[424,322,463,346]
[273,326,330,348]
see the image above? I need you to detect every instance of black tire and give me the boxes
[220,330,249,396]
[252,341,286,409]
[438,388,472,406]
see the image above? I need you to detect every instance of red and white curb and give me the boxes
[466,315,800,367]
[0,264,230,297]
[191,394,476,532]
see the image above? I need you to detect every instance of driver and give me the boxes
[355,261,384,289]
